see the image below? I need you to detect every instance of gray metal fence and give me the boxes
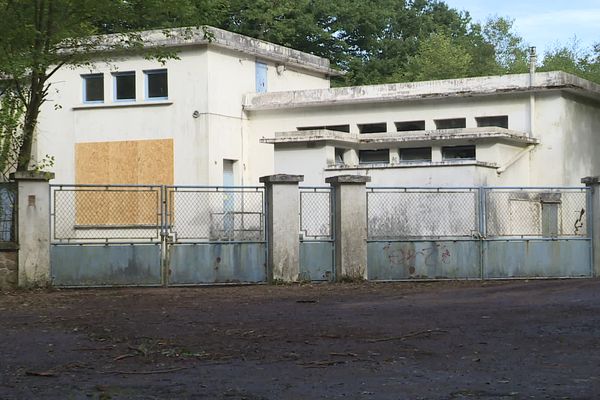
[0,182,17,242]
[164,186,267,285]
[367,188,480,240]
[367,186,592,280]
[165,186,265,243]
[299,187,334,281]
[50,185,163,287]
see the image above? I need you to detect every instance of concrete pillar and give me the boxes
[431,146,443,162]
[10,171,54,288]
[582,176,600,276]
[326,175,371,281]
[260,174,303,283]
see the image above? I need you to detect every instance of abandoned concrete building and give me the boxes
[36,26,600,187]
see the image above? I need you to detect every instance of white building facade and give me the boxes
[36,27,600,187]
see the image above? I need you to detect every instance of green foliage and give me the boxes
[402,33,473,81]
[0,90,24,180]
[539,39,600,84]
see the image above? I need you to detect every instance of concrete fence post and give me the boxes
[325,175,371,281]
[10,171,55,288]
[582,176,600,276]
[260,174,303,283]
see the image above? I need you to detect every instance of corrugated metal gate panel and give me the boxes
[368,241,481,280]
[51,244,162,287]
[165,186,267,285]
[299,187,335,281]
[483,240,591,278]
[366,187,593,280]
[168,243,266,284]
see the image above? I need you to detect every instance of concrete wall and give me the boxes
[37,44,331,186]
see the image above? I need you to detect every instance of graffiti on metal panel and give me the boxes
[383,243,451,271]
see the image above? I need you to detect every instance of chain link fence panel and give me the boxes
[485,188,589,237]
[51,186,162,242]
[166,187,264,242]
[0,183,16,242]
[299,188,333,240]
[367,188,479,240]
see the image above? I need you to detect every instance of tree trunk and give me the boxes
[16,74,44,172]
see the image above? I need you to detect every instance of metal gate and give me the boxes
[50,184,267,287]
[50,185,163,287]
[164,186,267,285]
[367,186,593,280]
[299,187,335,281]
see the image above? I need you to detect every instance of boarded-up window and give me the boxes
[75,139,173,226]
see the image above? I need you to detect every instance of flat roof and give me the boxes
[244,71,600,111]
[88,26,342,77]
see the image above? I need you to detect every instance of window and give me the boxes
[442,145,475,160]
[358,123,387,134]
[297,125,350,133]
[82,74,104,103]
[395,120,425,132]
[145,70,168,99]
[113,72,136,101]
[435,118,466,129]
[476,115,508,129]
[399,147,432,162]
[359,149,389,164]
[256,61,267,93]
[335,148,345,165]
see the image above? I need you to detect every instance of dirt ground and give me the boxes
[1,279,599,399]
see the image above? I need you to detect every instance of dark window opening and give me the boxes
[395,120,425,132]
[476,115,508,129]
[83,74,103,102]
[358,122,387,134]
[335,148,345,165]
[442,145,476,160]
[435,118,466,129]
[146,70,168,99]
[359,149,389,164]
[399,147,432,162]
[114,72,135,101]
[297,124,350,133]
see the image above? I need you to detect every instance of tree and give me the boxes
[402,32,473,81]
[0,0,218,172]
[539,38,600,84]
[482,16,529,74]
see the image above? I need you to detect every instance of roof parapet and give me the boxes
[79,26,343,77]
[244,71,600,111]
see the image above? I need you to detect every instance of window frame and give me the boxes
[442,145,476,161]
[435,118,467,130]
[399,147,432,163]
[359,149,390,165]
[112,71,136,102]
[476,115,509,129]
[144,69,168,101]
[81,73,104,104]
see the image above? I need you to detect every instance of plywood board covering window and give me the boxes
[75,139,173,226]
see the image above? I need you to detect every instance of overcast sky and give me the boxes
[443,0,600,54]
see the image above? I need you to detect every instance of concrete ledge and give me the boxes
[326,175,372,185]
[582,176,599,185]
[10,171,55,181]
[260,174,304,184]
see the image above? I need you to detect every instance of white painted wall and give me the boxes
[36,44,331,186]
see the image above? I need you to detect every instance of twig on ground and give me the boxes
[366,329,448,343]
[101,366,190,375]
